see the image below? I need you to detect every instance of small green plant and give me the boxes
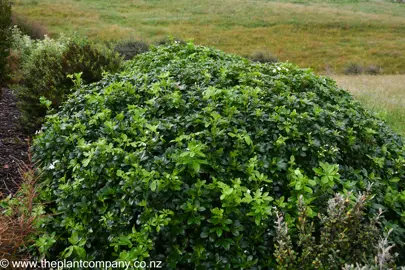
[274,191,398,269]
[33,42,405,266]
[342,230,398,270]
[0,0,12,87]
[249,50,278,64]
[344,62,363,75]
[114,39,149,60]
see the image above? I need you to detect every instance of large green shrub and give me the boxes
[33,43,405,267]
[14,35,123,132]
[0,0,11,87]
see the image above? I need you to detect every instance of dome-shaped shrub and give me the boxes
[33,42,405,267]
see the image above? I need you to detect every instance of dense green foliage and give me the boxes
[0,0,11,87]
[13,35,122,132]
[33,43,405,267]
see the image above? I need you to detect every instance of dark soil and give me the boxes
[0,88,28,197]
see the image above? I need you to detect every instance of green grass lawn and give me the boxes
[334,75,405,136]
[12,0,405,74]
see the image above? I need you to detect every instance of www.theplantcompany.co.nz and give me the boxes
[0,258,163,269]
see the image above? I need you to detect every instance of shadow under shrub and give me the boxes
[14,35,123,133]
[32,42,405,267]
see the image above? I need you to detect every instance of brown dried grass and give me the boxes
[0,144,42,260]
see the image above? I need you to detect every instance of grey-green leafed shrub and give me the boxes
[249,50,278,64]
[10,26,34,60]
[13,35,123,133]
[0,0,12,87]
[8,26,34,84]
[33,42,405,267]
[114,39,149,60]
[12,35,68,131]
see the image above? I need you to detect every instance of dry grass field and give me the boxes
[12,0,405,74]
[334,75,405,135]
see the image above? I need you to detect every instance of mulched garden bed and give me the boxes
[0,87,28,197]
